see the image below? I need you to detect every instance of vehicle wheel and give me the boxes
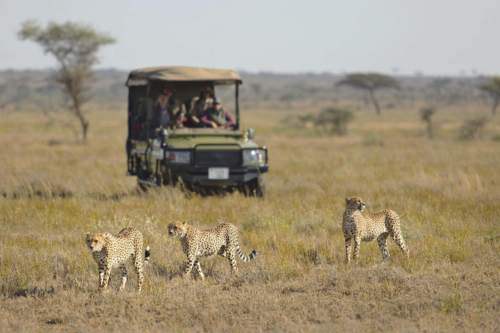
[243,177,265,198]
[137,179,149,193]
[137,168,153,192]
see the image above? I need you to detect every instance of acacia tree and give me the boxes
[18,21,115,142]
[337,73,400,115]
[479,77,500,116]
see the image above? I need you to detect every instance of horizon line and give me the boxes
[0,66,495,78]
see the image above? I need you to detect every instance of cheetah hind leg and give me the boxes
[388,222,410,258]
[227,249,238,274]
[392,230,409,258]
[133,255,144,292]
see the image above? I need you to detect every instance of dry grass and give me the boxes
[0,104,499,332]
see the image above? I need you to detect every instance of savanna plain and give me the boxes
[0,104,499,332]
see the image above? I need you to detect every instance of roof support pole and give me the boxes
[235,83,240,130]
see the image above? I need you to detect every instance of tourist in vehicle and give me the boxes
[153,87,173,129]
[200,98,235,129]
[185,88,213,127]
[171,102,187,128]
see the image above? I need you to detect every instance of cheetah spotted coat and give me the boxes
[168,222,256,280]
[86,227,150,292]
[342,197,409,263]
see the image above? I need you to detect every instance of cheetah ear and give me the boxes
[345,197,350,204]
[85,232,90,240]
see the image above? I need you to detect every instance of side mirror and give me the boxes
[246,128,256,140]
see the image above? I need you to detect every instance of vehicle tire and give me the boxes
[137,167,153,192]
[243,177,265,198]
[137,179,149,193]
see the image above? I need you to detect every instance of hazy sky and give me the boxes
[1,0,499,75]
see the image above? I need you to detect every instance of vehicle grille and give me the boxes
[194,150,241,167]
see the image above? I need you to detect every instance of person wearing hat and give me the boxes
[200,98,235,129]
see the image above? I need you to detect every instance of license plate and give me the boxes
[208,167,229,180]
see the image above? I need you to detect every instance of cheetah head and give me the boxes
[345,197,367,211]
[85,233,107,252]
[167,222,188,238]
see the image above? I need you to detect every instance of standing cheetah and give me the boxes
[342,197,409,263]
[168,222,257,280]
[85,227,151,292]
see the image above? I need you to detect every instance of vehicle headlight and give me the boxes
[165,150,191,164]
[243,149,266,166]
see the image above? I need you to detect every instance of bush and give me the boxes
[419,107,436,122]
[458,117,488,140]
[362,133,384,146]
[315,107,354,135]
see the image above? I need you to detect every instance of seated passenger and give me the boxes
[171,102,187,128]
[185,88,213,127]
[200,99,235,129]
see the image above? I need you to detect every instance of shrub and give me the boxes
[458,117,488,140]
[362,133,384,146]
[315,107,354,135]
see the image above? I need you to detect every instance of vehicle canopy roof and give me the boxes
[126,66,242,86]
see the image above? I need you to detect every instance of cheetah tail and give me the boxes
[144,246,151,264]
[237,247,257,262]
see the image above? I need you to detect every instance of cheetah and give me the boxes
[85,227,151,292]
[342,197,409,263]
[167,222,257,280]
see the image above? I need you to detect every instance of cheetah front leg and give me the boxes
[96,258,105,288]
[119,264,128,291]
[377,233,390,261]
[344,237,353,264]
[101,264,112,292]
[217,245,227,258]
[183,253,197,279]
[194,260,205,281]
[352,236,361,261]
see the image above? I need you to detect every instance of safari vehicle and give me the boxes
[125,66,268,196]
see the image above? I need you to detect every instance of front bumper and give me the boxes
[166,165,268,187]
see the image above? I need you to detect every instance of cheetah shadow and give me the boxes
[149,261,228,282]
[7,286,55,299]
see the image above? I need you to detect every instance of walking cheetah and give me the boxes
[85,227,151,292]
[342,197,409,263]
[167,222,257,280]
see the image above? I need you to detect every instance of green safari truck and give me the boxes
[125,66,268,196]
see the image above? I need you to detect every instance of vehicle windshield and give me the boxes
[128,82,239,140]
